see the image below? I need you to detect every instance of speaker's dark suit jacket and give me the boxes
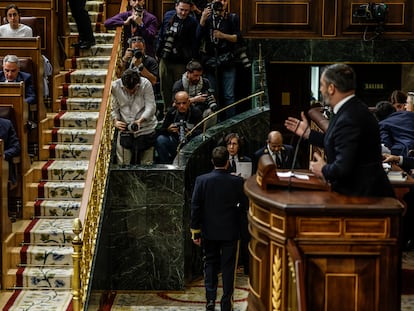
[308,96,394,197]
[0,71,36,105]
[191,168,247,240]
[253,144,294,173]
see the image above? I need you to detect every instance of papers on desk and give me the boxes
[237,162,252,179]
[387,171,407,182]
[277,171,310,180]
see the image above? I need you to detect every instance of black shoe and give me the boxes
[206,300,215,310]
[79,40,95,49]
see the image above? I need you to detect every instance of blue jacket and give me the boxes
[0,117,20,161]
[379,111,414,156]
[0,71,36,105]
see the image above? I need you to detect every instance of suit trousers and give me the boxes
[68,0,95,42]
[203,239,239,311]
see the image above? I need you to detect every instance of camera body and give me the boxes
[353,3,388,22]
[207,1,223,16]
[204,88,218,111]
[174,119,187,144]
[134,5,143,18]
[127,122,139,132]
[133,48,143,59]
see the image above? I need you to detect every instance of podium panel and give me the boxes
[244,177,403,311]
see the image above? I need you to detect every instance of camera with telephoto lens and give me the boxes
[207,1,223,16]
[127,122,139,132]
[161,30,175,58]
[205,88,217,111]
[234,45,251,69]
[133,48,143,59]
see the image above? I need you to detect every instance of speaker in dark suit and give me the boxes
[285,63,394,198]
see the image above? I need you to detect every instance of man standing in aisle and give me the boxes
[191,145,248,311]
[285,63,394,197]
[156,0,198,112]
[197,0,244,120]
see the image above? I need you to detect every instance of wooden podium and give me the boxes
[245,174,403,311]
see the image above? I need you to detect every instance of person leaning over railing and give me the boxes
[111,69,157,165]
[104,0,159,57]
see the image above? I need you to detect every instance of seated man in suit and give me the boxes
[0,54,36,106]
[253,130,294,173]
[374,100,414,156]
[0,117,21,184]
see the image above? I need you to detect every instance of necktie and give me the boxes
[275,153,282,168]
[230,157,236,173]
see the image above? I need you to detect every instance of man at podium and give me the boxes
[285,63,394,198]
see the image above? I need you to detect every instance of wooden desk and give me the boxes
[244,176,403,311]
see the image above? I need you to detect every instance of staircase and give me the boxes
[2,1,114,309]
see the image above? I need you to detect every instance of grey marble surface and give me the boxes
[93,168,185,291]
[247,39,414,63]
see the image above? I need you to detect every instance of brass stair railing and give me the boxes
[71,1,127,309]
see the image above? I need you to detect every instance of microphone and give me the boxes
[288,125,309,191]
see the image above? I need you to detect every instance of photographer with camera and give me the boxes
[104,0,158,57]
[172,60,217,128]
[197,0,249,121]
[119,36,158,86]
[155,91,203,164]
[156,0,199,114]
[111,69,158,165]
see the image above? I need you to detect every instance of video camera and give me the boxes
[353,3,388,23]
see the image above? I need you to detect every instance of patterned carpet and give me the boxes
[82,251,414,310]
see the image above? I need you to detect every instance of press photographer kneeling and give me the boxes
[111,69,158,165]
